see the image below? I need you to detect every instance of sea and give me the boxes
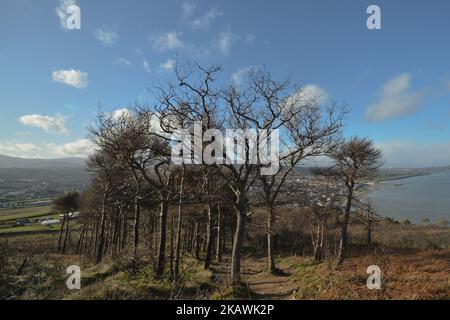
[362,171,450,224]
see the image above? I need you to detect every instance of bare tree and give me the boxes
[249,68,346,273]
[86,151,123,264]
[53,192,80,254]
[327,137,383,265]
[307,179,339,261]
[353,199,381,250]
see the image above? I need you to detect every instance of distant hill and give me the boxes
[0,155,86,169]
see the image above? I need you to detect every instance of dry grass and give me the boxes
[283,248,450,300]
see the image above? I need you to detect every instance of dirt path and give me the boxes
[213,256,299,300]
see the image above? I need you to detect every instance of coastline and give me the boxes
[358,171,437,201]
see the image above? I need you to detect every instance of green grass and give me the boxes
[0,224,61,234]
[0,206,55,223]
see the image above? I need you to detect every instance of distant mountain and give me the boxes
[0,155,86,169]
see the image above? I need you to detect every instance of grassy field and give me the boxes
[0,205,62,235]
[0,224,61,235]
[1,206,449,300]
[0,206,56,223]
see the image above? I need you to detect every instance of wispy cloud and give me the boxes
[111,108,131,120]
[151,31,183,52]
[376,140,450,168]
[55,0,77,30]
[143,60,151,73]
[113,57,132,67]
[52,69,88,89]
[297,84,330,105]
[190,7,223,31]
[94,27,119,47]
[0,139,95,159]
[18,114,68,134]
[231,66,252,85]
[181,1,197,21]
[214,30,236,56]
[49,139,94,157]
[160,58,176,71]
[0,141,41,158]
[365,73,424,122]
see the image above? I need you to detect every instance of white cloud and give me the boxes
[285,85,330,113]
[113,57,132,67]
[151,31,183,52]
[181,1,197,20]
[365,73,423,122]
[231,67,252,85]
[55,0,77,30]
[111,108,131,120]
[19,114,68,134]
[160,58,176,71]
[16,131,32,136]
[0,139,94,159]
[298,84,330,105]
[214,30,235,56]
[190,7,222,31]
[143,60,151,73]
[376,140,450,168]
[52,69,88,89]
[0,142,41,158]
[94,28,119,47]
[50,139,95,157]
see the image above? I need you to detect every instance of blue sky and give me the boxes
[0,0,450,167]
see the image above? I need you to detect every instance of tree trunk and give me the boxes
[76,225,85,255]
[156,200,169,277]
[193,220,200,259]
[266,205,276,273]
[62,215,70,254]
[121,214,128,249]
[92,221,99,257]
[174,167,184,280]
[96,192,108,264]
[204,202,214,269]
[231,199,247,284]
[169,214,175,280]
[57,213,66,253]
[133,196,140,263]
[174,202,183,280]
[337,184,354,265]
[85,222,95,256]
[215,204,222,262]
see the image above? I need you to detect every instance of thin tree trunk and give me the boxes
[121,213,127,249]
[231,199,247,284]
[133,196,140,263]
[85,222,94,255]
[193,220,200,259]
[215,203,222,262]
[156,200,169,277]
[337,184,354,265]
[174,168,184,280]
[62,215,70,254]
[96,192,108,264]
[169,214,175,280]
[76,225,85,255]
[57,213,66,253]
[92,220,99,257]
[267,205,276,273]
[204,202,214,269]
